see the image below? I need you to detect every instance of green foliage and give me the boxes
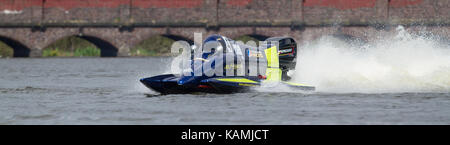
[42,36,100,57]
[74,46,100,57]
[130,35,175,56]
[4,35,187,57]
[42,48,61,57]
[0,41,13,58]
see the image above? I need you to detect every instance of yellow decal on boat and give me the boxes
[264,45,281,81]
[265,68,281,81]
[264,46,279,68]
[216,78,258,84]
[239,83,257,86]
[283,81,312,87]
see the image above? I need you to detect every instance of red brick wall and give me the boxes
[0,0,42,24]
[132,0,203,8]
[130,0,215,25]
[389,0,450,24]
[1,0,450,25]
[43,0,128,9]
[218,0,293,25]
[304,0,377,10]
[0,0,41,10]
[303,0,384,25]
[42,0,129,24]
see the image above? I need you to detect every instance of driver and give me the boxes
[195,35,225,62]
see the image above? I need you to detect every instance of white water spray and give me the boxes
[292,26,450,93]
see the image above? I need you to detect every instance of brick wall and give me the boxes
[42,0,129,24]
[0,0,449,26]
[131,0,215,26]
[217,0,293,25]
[389,0,450,24]
[303,0,386,25]
[0,0,41,24]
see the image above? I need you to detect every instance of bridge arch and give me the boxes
[44,35,118,57]
[0,35,30,57]
[130,34,194,56]
[80,35,118,57]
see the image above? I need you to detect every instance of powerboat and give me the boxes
[140,35,315,94]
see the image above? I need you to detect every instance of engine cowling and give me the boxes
[265,37,297,81]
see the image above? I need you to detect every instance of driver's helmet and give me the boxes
[201,35,225,60]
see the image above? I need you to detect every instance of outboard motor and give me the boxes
[265,37,297,81]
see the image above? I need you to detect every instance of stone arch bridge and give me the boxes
[0,0,449,57]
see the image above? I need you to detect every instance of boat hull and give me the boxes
[140,74,314,94]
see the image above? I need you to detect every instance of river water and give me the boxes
[1,57,449,125]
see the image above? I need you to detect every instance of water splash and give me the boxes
[292,26,450,93]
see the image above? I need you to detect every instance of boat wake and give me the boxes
[292,26,450,93]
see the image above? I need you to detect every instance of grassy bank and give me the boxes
[129,35,175,56]
[43,36,100,57]
[43,35,177,57]
[0,41,13,58]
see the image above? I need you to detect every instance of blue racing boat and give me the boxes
[140,35,315,94]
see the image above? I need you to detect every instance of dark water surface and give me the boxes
[1,58,449,124]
